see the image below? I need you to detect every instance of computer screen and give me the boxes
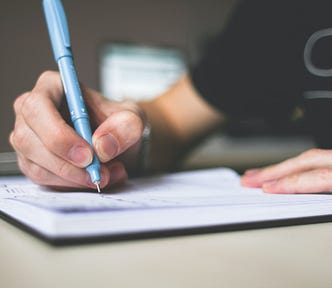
[100,43,186,101]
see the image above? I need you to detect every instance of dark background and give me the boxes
[0,0,236,152]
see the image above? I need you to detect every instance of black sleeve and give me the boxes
[191,0,332,131]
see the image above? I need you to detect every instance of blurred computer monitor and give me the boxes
[100,43,186,101]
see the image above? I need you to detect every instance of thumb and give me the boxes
[92,110,144,163]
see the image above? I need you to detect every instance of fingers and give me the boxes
[11,71,133,190]
[32,70,64,106]
[93,109,144,163]
[15,148,127,190]
[10,110,127,189]
[17,71,94,168]
[16,152,91,189]
[241,148,332,194]
[10,120,91,188]
[262,168,332,194]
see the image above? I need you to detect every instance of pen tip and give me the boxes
[95,182,101,193]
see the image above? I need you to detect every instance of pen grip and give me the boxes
[58,57,93,143]
[58,57,101,183]
[58,57,88,121]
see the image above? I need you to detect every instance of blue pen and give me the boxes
[43,0,101,192]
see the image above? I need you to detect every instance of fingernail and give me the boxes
[68,146,92,167]
[241,176,260,187]
[95,134,119,162]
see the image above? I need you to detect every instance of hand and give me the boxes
[241,148,332,194]
[10,71,145,190]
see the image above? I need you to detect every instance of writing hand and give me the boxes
[10,71,145,190]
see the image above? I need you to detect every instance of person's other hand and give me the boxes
[10,71,145,190]
[241,148,332,193]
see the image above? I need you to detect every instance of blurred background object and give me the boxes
[0,0,314,174]
[0,0,235,151]
[100,43,186,101]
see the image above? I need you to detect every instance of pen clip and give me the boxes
[51,0,70,47]
[43,0,71,60]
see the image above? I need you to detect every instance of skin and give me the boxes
[241,149,332,194]
[10,71,222,190]
[10,71,143,190]
[10,71,332,194]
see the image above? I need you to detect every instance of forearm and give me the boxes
[138,75,224,172]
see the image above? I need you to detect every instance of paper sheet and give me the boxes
[1,168,332,242]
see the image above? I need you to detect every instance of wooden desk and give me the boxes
[1,219,331,288]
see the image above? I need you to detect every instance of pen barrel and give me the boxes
[58,56,101,183]
[58,57,88,122]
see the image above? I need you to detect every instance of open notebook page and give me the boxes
[0,168,332,242]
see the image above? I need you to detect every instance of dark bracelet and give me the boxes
[136,123,151,175]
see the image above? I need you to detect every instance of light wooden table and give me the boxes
[1,218,331,288]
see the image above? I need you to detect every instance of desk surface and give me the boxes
[1,219,332,288]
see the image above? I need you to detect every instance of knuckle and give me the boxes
[286,173,300,185]
[317,168,332,181]
[301,148,323,158]
[13,92,29,114]
[11,127,28,151]
[21,93,40,120]
[13,97,22,115]
[38,70,59,82]
[37,71,63,91]
[9,132,15,148]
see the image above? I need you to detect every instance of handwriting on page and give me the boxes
[1,168,331,215]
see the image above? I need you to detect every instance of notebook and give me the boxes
[1,167,332,245]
